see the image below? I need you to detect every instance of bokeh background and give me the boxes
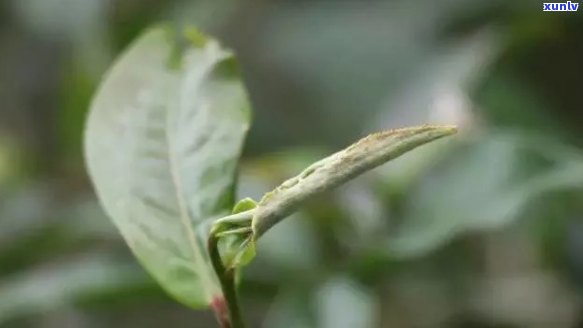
[2,0,583,327]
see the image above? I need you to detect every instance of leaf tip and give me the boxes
[183,26,209,48]
[410,124,458,140]
[436,124,458,135]
[232,198,257,214]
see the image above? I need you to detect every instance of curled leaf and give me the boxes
[252,125,457,237]
[217,125,457,269]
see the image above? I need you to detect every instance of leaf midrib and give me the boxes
[164,48,225,302]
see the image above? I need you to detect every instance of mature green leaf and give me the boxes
[84,26,251,308]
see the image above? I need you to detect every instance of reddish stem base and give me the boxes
[212,296,231,328]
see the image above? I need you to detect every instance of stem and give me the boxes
[208,229,246,328]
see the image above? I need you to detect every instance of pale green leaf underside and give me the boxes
[84,26,251,308]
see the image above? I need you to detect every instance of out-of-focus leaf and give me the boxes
[254,212,320,272]
[264,276,378,328]
[263,288,315,328]
[84,26,251,308]
[0,254,149,324]
[239,1,504,149]
[372,29,497,130]
[387,133,583,258]
[0,185,118,272]
[476,69,568,139]
[367,31,498,192]
[0,184,61,250]
[315,277,378,328]
[336,179,387,245]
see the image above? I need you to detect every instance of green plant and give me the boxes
[83,25,457,328]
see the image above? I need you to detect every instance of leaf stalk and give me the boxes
[208,226,247,328]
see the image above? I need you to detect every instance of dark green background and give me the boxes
[1,0,583,327]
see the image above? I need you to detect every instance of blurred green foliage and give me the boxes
[1,0,583,327]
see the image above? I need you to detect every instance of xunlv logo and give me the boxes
[543,1,580,11]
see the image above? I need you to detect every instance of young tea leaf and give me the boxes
[84,26,251,308]
[218,125,457,270]
[218,198,258,269]
[252,125,457,238]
